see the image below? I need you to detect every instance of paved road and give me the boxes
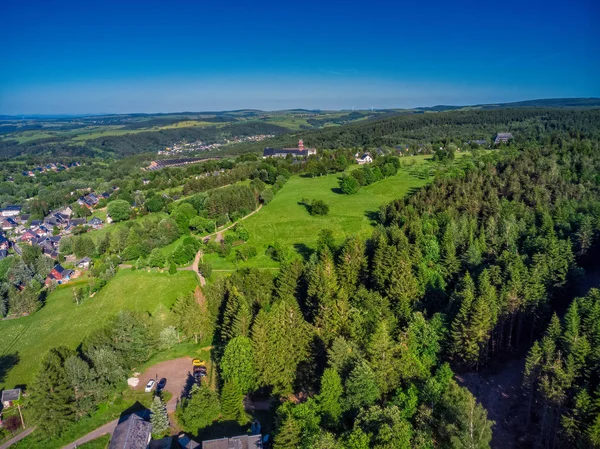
[62,420,118,449]
[0,426,36,449]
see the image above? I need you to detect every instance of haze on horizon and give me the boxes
[1,0,598,115]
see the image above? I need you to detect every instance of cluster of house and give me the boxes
[159,134,274,156]
[78,191,110,210]
[0,204,104,265]
[106,410,264,449]
[263,139,317,158]
[21,161,81,177]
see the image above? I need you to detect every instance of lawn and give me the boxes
[0,269,198,390]
[75,434,111,449]
[201,157,435,271]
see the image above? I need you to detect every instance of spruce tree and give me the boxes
[29,347,77,436]
[220,380,248,424]
[366,320,400,394]
[273,415,302,449]
[150,395,169,438]
[316,368,343,428]
[451,272,478,366]
[345,361,380,411]
[220,336,256,394]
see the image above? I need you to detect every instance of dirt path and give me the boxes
[117,204,263,285]
[0,426,36,449]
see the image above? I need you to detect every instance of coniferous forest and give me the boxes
[191,137,600,448]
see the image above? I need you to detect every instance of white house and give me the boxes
[355,153,373,165]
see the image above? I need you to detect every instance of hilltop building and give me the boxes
[263,140,316,158]
[494,133,513,145]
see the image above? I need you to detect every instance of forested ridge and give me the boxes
[181,137,600,448]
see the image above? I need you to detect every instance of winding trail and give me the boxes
[119,204,263,286]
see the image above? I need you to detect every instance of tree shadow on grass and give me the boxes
[0,353,20,384]
[293,243,314,261]
[330,187,345,195]
[364,210,380,224]
[119,401,149,422]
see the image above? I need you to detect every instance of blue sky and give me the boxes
[1,0,598,114]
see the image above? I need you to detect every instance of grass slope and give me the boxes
[203,158,431,270]
[0,269,198,389]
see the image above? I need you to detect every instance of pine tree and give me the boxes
[150,395,169,437]
[275,259,303,300]
[440,223,460,278]
[316,368,343,428]
[336,236,366,292]
[451,273,478,366]
[366,320,400,394]
[220,336,256,394]
[220,380,248,424]
[345,361,380,411]
[273,415,302,449]
[169,260,177,274]
[29,347,77,436]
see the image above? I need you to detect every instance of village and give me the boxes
[158,134,274,155]
[0,188,109,287]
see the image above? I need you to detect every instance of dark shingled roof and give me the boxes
[2,388,21,402]
[202,435,262,449]
[109,414,152,449]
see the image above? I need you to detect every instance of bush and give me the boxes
[265,242,291,262]
[159,326,179,349]
[260,189,274,204]
[310,199,330,216]
[235,246,258,261]
[340,174,361,194]
[198,262,212,279]
[172,244,197,265]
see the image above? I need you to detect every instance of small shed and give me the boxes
[1,388,21,407]
[77,257,92,269]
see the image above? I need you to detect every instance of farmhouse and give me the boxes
[355,152,373,165]
[263,139,316,158]
[108,414,152,449]
[494,132,513,145]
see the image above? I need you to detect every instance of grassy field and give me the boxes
[202,157,435,270]
[77,434,111,449]
[0,269,198,389]
[86,211,169,243]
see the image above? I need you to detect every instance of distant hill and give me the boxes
[416,98,600,112]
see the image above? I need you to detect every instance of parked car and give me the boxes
[157,378,167,392]
[145,379,156,393]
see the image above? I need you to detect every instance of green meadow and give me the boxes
[202,156,435,271]
[0,270,198,389]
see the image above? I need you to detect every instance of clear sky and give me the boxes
[1,0,598,114]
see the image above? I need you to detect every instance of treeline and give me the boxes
[339,155,401,194]
[523,289,600,448]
